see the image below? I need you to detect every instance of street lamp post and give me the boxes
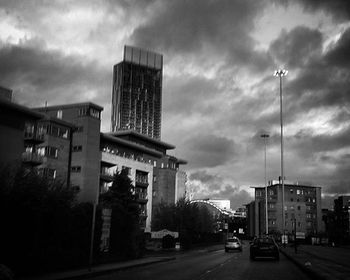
[261,133,269,236]
[274,68,288,242]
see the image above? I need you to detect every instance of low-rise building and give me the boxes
[249,179,323,240]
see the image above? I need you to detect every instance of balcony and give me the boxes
[22,152,43,166]
[24,131,45,144]
[100,169,114,182]
[135,192,148,203]
[135,180,148,188]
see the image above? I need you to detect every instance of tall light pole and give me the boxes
[274,68,288,242]
[261,133,269,235]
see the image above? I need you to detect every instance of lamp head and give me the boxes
[274,69,288,77]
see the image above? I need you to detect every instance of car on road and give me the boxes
[225,237,242,252]
[250,237,279,260]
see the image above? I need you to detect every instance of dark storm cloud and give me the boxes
[130,0,270,71]
[189,170,223,191]
[219,185,253,210]
[325,28,350,68]
[269,26,323,68]
[266,25,350,130]
[292,126,350,156]
[163,75,220,115]
[281,0,350,22]
[189,170,223,185]
[184,134,237,168]
[0,39,110,106]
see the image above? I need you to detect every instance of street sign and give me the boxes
[296,232,305,239]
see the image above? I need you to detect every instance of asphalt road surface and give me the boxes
[89,243,309,280]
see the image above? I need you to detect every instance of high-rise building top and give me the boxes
[111,46,163,140]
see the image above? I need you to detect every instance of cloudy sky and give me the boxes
[1,0,350,210]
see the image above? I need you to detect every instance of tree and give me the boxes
[0,164,101,275]
[100,169,142,258]
[152,197,215,249]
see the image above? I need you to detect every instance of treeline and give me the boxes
[152,198,221,249]
[0,164,102,276]
[0,164,220,277]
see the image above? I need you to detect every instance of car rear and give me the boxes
[225,237,242,252]
[250,237,279,260]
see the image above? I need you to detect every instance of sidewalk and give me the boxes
[280,245,350,280]
[19,256,175,280]
[19,244,224,280]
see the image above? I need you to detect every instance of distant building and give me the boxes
[209,199,231,210]
[111,46,163,140]
[333,196,350,244]
[248,179,322,239]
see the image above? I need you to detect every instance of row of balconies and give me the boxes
[21,151,43,165]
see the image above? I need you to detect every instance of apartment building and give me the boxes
[250,179,322,239]
[0,92,74,185]
[0,93,44,166]
[34,103,103,202]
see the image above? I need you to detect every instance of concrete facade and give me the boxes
[35,103,103,203]
[251,180,323,239]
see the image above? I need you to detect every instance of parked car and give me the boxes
[250,237,279,260]
[225,237,242,252]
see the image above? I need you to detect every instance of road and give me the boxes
[89,243,309,280]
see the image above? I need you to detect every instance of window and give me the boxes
[57,110,62,119]
[38,168,56,179]
[290,188,293,194]
[269,189,274,195]
[122,166,131,175]
[73,145,82,152]
[37,146,58,158]
[78,107,88,116]
[75,126,84,133]
[298,222,301,228]
[71,166,81,172]
[306,213,312,219]
[297,189,301,195]
[89,108,100,119]
[297,206,301,210]
[58,127,68,138]
[47,147,58,158]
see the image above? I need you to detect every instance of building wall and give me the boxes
[175,169,187,202]
[35,104,102,203]
[253,182,323,238]
[0,99,42,167]
[100,151,153,232]
[0,124,25,165]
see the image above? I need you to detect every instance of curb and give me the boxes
[21,257,176,280]
[67,257,176,280]
[280,250,328,280]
